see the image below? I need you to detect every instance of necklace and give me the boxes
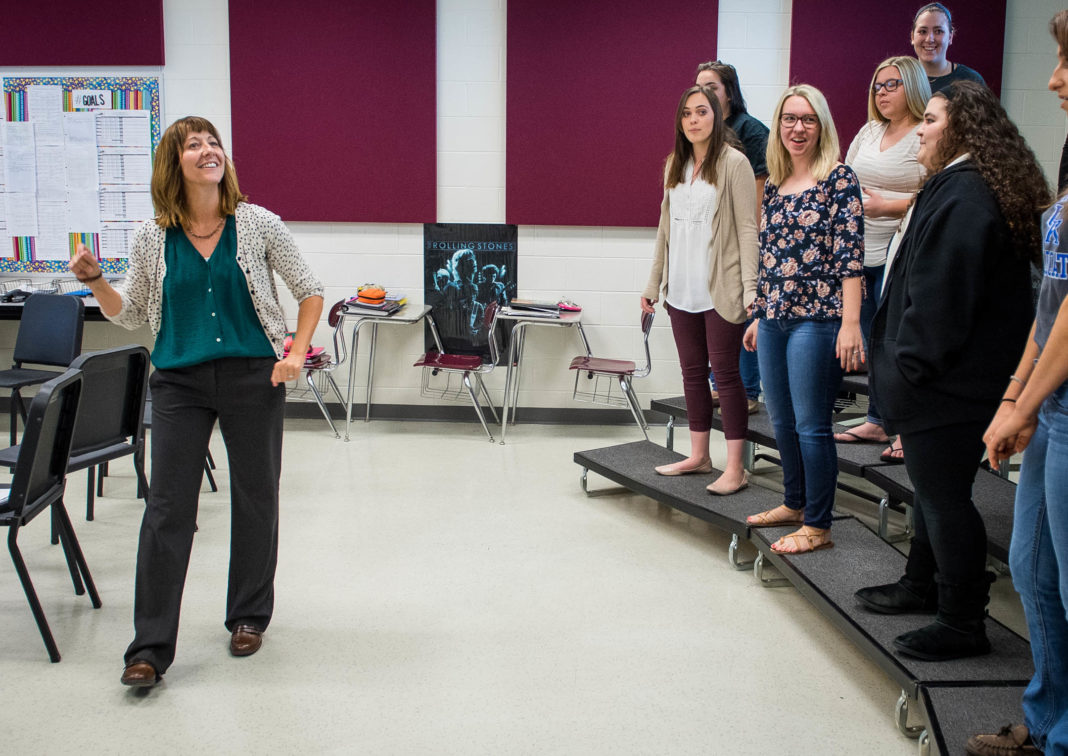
[185,217,225,239]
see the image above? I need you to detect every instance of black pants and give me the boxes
[124,357,285,672]
[900,420,989,587]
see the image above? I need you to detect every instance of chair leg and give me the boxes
[306,371,340,438]
[474,374,500,424]
[85,466,95,521]
[203,458,218,492]
[620,376,649,440]
[54,509,85,596]
[8,526,61,662]
[463,373,494,442]
[97,462,108,496]
[206,449,217,470]
[53,501,101,608]
[134,447,151,504]
[10,389,21,446]
[324,372,345,409]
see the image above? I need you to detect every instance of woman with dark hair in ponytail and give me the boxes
[857,81,1050,664]
[966,12,1068,756]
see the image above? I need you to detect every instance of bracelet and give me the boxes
[1009,374,1026,387]
[1001,398,1017,403]
[77,271,103,283]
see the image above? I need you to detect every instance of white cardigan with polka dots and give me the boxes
[107,202,324,359]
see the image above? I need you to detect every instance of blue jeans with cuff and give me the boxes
[757,318,842,529]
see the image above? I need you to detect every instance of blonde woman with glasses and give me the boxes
[834,57,930,463]
[742,85,865,554]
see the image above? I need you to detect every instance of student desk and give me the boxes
[337,304,440,441]
[497,308,590,444]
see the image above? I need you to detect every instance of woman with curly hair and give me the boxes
[741,85,865,553]
[856,81,1049,662]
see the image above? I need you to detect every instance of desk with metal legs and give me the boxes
[497,309,590,444]
[338,304,440,441]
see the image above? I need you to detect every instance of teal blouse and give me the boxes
[152,216,275,369]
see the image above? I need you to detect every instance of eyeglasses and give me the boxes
[872,78,904,93]
[780,113,820,128]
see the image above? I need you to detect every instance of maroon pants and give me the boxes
[665,303,747,440]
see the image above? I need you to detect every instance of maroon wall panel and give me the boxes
[507,0,718,227]
[789,0,1005,154]
[229,1,435,223]
[0,0,164,66]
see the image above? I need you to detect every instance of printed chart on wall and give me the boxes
[1,75,161,275]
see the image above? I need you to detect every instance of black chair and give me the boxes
[0,345,151,523]
[0,368,100,663]
[0,294,85,445]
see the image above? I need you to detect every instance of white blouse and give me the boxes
[665,160,718,313]
[845,121,926,268]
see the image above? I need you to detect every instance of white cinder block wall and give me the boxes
[2,0,1063,413]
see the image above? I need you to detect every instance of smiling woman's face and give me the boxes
[911,9,953,69]
[779,95,820,163]
[180,130,225,188]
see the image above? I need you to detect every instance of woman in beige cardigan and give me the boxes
[641,85,760,495]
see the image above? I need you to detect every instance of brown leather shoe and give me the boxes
[230,624,263,657]
[747,399,760,414]
[120,661,160,687]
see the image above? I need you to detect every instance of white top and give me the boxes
[665,160,718,312]
[845,121,926,267]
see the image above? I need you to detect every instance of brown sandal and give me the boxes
[746,505,804,527]
[770,526,833,554]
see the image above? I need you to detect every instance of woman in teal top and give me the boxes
[70,116,324,688]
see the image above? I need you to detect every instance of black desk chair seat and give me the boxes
[0,368,100,663]
[0,294,84,445]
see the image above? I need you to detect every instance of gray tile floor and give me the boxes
[0,417,1020,754]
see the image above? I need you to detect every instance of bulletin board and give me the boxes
[1,75,162,275]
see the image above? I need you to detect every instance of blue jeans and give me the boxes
[710,317,761,400]
[757,318,842,529]
[860,264,884,426]
[1010,382,1068,753]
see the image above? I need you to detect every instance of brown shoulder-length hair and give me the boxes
[1051,9,1068,204]
[930,81,1051,262]
[151,116,246,229]
[665,86,727,190]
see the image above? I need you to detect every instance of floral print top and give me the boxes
[753,164,864,321]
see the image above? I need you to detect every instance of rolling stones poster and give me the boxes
[423,223,518,359]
